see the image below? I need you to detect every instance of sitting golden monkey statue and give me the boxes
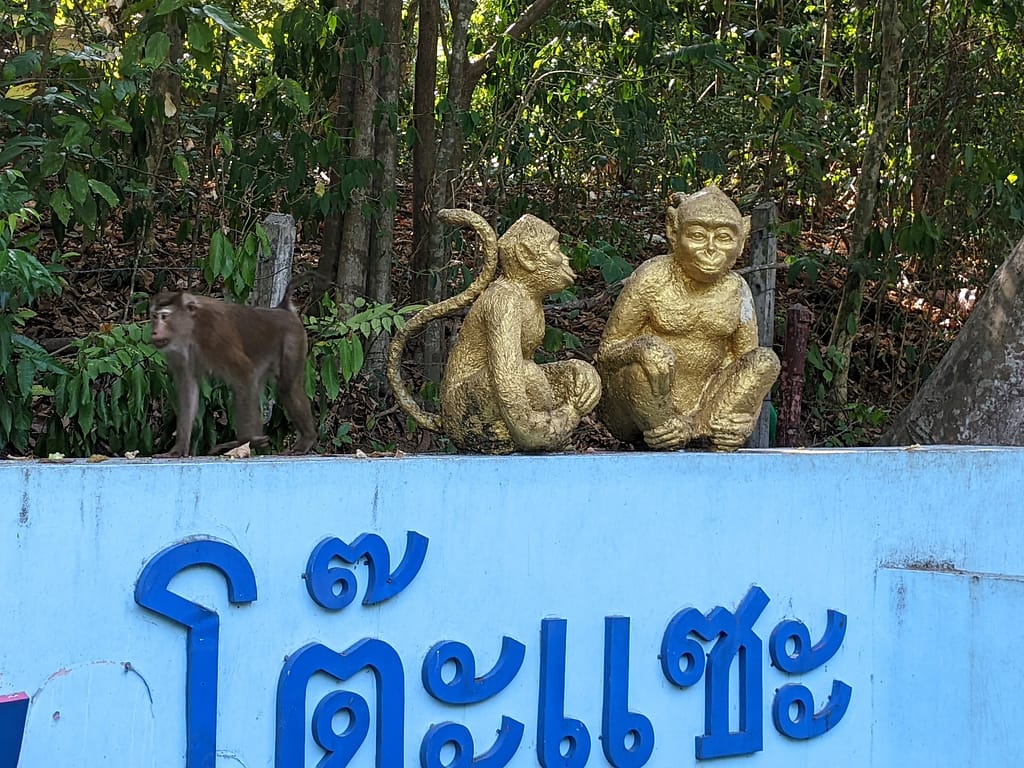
[596,185,780,451]
[387,209,601,454]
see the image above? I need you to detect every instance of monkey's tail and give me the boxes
[386,208,499,434]
[277,272,318,313]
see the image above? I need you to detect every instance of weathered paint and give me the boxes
[1,446,1022,766]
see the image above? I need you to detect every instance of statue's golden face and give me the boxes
[515,219,575,292]
[677,220,743,281]
[541,229,576,291]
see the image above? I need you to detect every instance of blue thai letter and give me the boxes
[305,531,429,609]
[538,619,591,768]
[420,638,526,765]
[661,586,770,760]
[420,717,524,767]
[422,637,525,704]
[602,617,654,767]
[135,539,257,768]
[276,640,404,767]
[770,610,852,739]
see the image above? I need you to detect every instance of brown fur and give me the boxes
[149,288,316,457]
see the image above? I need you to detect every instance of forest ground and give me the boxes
[24,177,971,454]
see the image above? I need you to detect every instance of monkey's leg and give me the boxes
[279,377,317,454]
[156,379,200,457]
[209,378,268,455]
[440,375,516,454]
[597,362,679,446]
[542,360,601,415]
[698,347,781,450]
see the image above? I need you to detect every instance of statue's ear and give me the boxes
[741,215,751,241]
[666,194,683,251]
[504,240,539,273]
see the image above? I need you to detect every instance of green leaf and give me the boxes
[76,194,97,228]
[131,368,145,412]
[188,20,214,52]
[88,179,120,207]
[367,19,385,47]
[349,337,364,381]
[104,116,133,133]
[280,78,311,113]
[65,376,80,419]
[807,345,825,371]
[67,170,89,204]
[154,0,184,14]
[339,341,353,383]
[0,399,11,437]
[40,150,65,177]
[322,355,340,399]
[172,154,190,182]
[16,357,34,396]
[4,83,37,100]
[50,188,72,226]
[79,397,95,435]
[202,5,265,48]
[143,32,171,68]
[209,230,225,274]
[255,74,279,101]
[216,131,233,156]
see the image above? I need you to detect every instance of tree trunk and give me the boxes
[363,0,403,392]
[315,0,357,301]
[826,0,902,404]
[880,236,1024,446]
[411,0,440,300]
[408,0,561,381]
[139,15,183,257]
[818,0,833,100]
[368,0,402,306]
[334,0,382,303]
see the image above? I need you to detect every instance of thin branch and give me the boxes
[464,0,561,85]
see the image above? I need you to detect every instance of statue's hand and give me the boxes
[569,374,602,416]
[639,346,676,397]
[644,414,695,450]
[710,413,756,451]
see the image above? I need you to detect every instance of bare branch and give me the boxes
[464,0,561,87]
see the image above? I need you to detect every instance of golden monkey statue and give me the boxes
[387,209,601,454]
[596,185,780,451]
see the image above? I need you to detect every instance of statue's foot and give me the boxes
[643,414,696,451]
[709,413,756,451]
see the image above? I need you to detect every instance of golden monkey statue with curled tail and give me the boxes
[596,185,780,451]
[387,209,602,454]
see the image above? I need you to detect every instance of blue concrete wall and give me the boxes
[1,447,1022,767]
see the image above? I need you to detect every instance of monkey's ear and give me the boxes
[517,243,541,272]
[666,197,682,251]
[183,294,199,314]
[741,215,751,240]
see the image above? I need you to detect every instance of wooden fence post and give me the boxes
[251,213,297,425]
[776,303,812,447]
[251,213,296,308]
[744,201,777,449]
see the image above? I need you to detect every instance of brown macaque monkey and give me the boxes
[149,284,316,457]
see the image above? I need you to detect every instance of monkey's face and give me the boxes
[676,220,742,282]
[149,295,193,352]
[534,230,576,293]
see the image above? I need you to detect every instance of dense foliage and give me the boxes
[2,0,1023,454]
